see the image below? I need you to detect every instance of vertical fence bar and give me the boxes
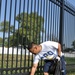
[29,0,33,71]
[18,0,21,73]
[22,0,25,73]
[59,0,64,48]
[21,0,25,73]
[67,13,69,48]
[26,0,29,72]
[63,11,67,50]
[33,0,36,42]
[15,0,21,73]
[43,0,46,41]
[36,0,39,44]
[6,0,12,74]
[50,2,53,40]
[1,0,7,74]
[36,0,40,74]
[54,4,56,38]
[57,5,60,39]
[11,0,17,74]
[20,0,22,73]
[45,0,48,41]
[39,0,42,44]
[47,1,50,41]
[0,0,2,74]
[42,0,45,42]
[51,2,53,40]
[49,1,51,40]
[30,0,33,69]
[39,0,42,74]
[46,0,48,41]
[15,0,18,73]
[27,0,30,73]
[23,0,26,72]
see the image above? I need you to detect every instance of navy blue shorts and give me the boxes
[43,56,66,75]
[43,60,54,72]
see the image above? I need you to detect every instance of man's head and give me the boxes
[27,42,41,54]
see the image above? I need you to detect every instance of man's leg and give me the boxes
[43,60,52,75]
[44,72,49,75]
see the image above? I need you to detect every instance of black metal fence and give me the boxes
[0,0,75,75]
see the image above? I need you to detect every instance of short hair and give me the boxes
[27,42,35,50]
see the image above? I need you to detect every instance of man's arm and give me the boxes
[30,63,38,75]
[58,43,62,57]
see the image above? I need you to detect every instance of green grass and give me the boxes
[0,54,33,68]
[65,57,75,75]
[0,54,75,75]
[65,57,75,64]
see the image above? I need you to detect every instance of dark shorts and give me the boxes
[43,60,55,72]
[43,56,66,75]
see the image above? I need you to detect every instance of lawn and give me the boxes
[0,54,75,75]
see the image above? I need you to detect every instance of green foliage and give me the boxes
[0,21,14,47]
[0,13,44,47]
[0,21,14,33]
[0,37,3,46]
[0,37,3,42]
[8,12,44,47]
[16,12,44,42]
[65,57,75,64]
[72,40,75,49]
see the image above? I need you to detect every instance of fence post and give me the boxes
[59,0,64,50]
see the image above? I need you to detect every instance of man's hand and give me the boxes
[56,56,60,61]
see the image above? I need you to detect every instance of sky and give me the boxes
[67,0,75,7]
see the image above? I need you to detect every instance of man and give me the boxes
[27,41,66,75]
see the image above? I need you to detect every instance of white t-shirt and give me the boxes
[33,41,63,64]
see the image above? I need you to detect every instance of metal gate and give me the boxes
[0,0,75,75]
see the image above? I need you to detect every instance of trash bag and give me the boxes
[54,61,62,75]
[54,56,66,75]
[49,59,62,75]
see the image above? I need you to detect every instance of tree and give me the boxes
[0,21,14,47]
[9,12,44,47]
[0,37,3,46]
[72,40,75,49]
[0,21,14,37]
[1,13,44,47]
